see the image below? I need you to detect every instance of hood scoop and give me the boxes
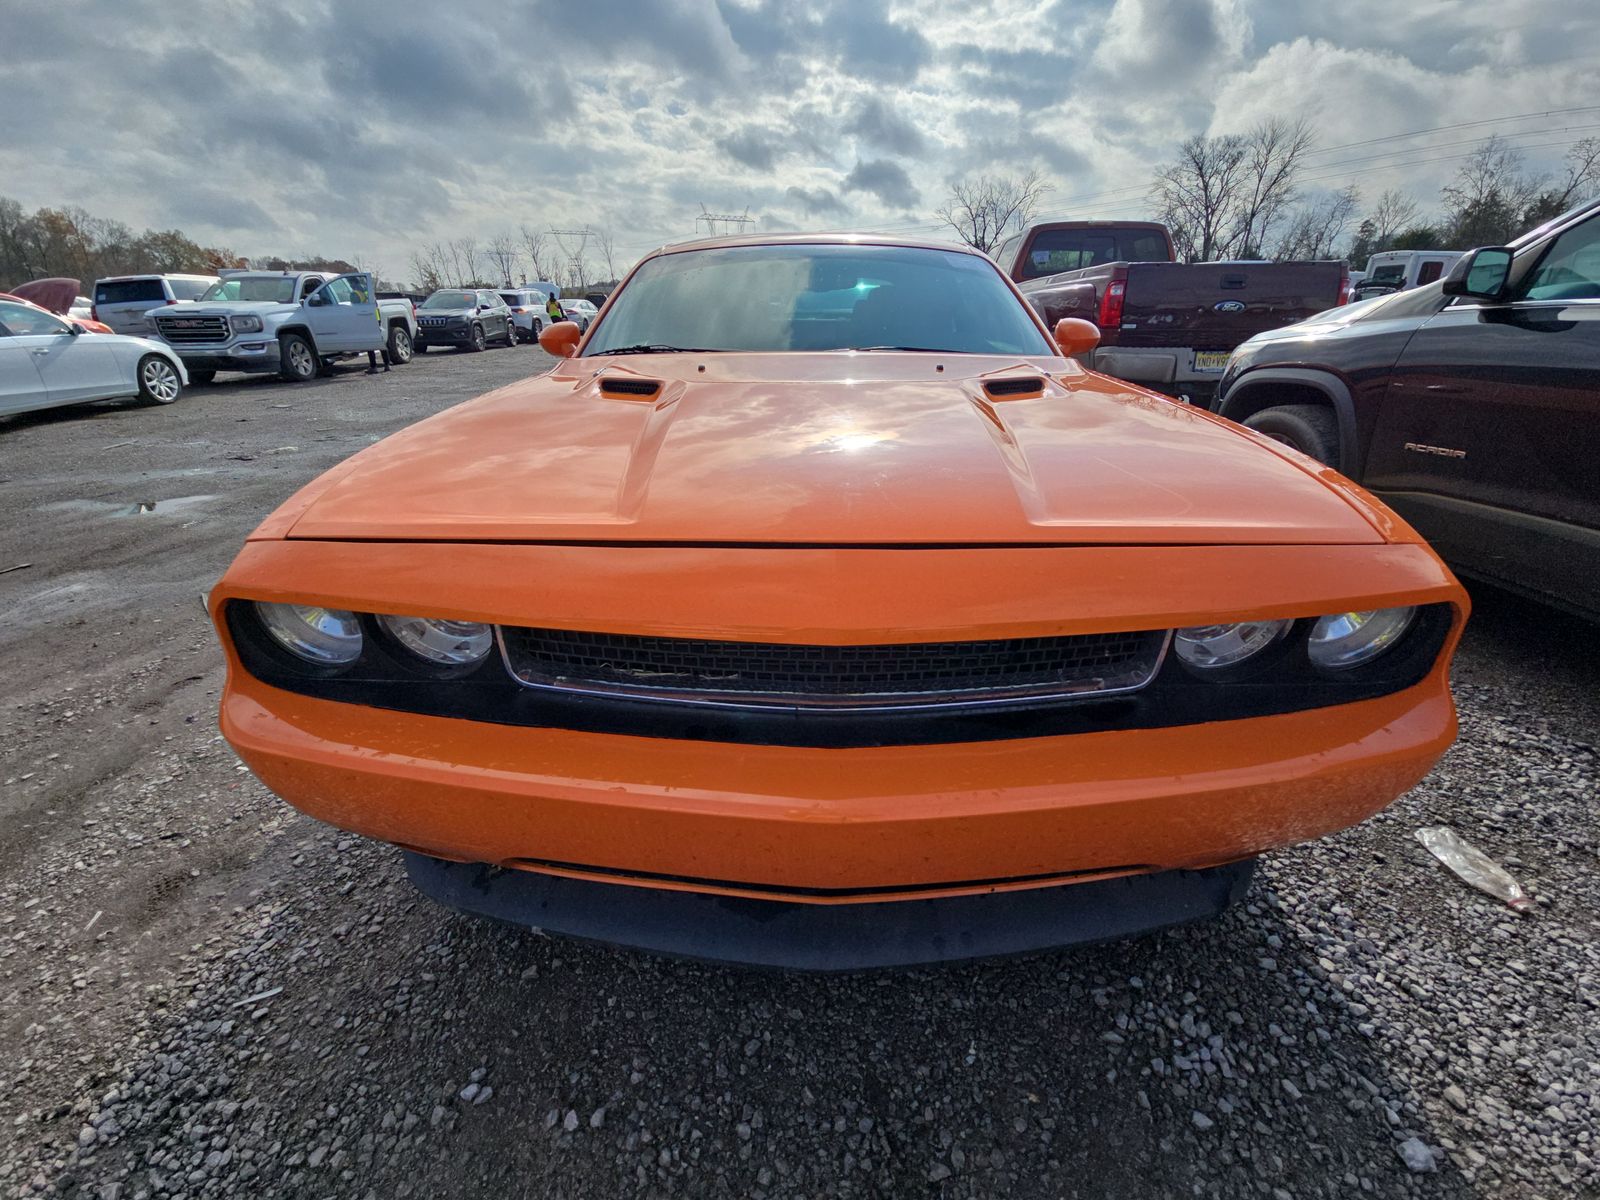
[598,376,663,399]
[981,375,1047,400]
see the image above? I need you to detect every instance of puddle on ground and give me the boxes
[38,494,221,518]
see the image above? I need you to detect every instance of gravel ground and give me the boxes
[1,349,1596,1199]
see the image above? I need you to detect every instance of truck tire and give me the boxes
[388,323,413,364]
[1241,405,1338,466]
[466,323,486,353]
[279,333,318,382]
[135,355,182,406]
[187,369,216,386]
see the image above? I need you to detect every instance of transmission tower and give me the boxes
[696,206,754,238]
[548,227,592,288]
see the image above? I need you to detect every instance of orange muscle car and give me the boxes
[211,234,1467,969]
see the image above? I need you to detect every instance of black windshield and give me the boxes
[583,244,1055,356]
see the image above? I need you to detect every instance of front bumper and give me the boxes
[169,340,282,375]
[415,322,473,345]
[405,852,1258,969]
[214,538,1464,963]
[222,671,1454,897]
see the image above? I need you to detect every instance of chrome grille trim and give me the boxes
[497,626,1171,712]
[154,314,229,344]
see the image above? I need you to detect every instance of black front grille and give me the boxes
[155,315,229,344]
[500,626,1166,710]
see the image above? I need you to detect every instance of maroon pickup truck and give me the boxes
[992,221,1349,402]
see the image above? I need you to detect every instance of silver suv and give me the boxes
[91,274,219,336]
[498,289,552,343]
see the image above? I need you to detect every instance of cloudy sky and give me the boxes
[6,0,1597,283]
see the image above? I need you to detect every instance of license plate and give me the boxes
[1194,351,1230,373]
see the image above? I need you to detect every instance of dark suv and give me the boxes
[413,289,515,353]
[1215,199,1600,620]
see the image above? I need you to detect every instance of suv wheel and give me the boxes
[388,323,413,364]
[1241,404,1338,467]
[467,323,486,353]
[279,333,318,382]
[135,355,182,406]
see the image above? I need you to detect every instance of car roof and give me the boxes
[95,272,218,282]
[643,231,985,262]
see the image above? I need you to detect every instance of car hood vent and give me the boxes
[598,377,663,398]
[981,376,1046,399]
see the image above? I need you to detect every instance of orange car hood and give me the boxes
[285,354,1382,545]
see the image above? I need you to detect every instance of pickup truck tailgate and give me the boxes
[1116,262,1344,354]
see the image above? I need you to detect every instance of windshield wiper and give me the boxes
[598,344,722,355]
[849,345,949,353]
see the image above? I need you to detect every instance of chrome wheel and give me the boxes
[286,339,315,378]
[138,356,181,405]
[389,324,413,363]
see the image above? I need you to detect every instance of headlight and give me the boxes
[1308,607,1416,670]
[1174,619,1292,670]
[377,614,494,665]
[256,602,363,664]
[230,315,264,333]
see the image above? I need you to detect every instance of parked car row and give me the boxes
[0,262,613,418]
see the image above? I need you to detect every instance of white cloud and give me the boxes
[0,0,1594,283]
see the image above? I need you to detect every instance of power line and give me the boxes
[613,108,1600,252]
[848,122,1600,239]
[1297,105,1600,159]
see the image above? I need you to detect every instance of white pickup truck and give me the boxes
[144,271,417,383]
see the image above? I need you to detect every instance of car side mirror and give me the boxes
[538,320,582,358]
[1442,247,1513,301]
[307,292,327,307]
[1053,317,1100,357]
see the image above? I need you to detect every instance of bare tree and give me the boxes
[1274,185,1361,260]
[594,228,619,283]
[409,242,448,292]
[486,233,520,286]
[1152,119,1313,261]
[1556,136,1600,207]
[935,169,1051,254]
[1522,136,1600,228]
[1441,135,1547,245]
[1151,134,1249,261]
[519,225,555,282]
[1370,189,1420,246]
[441,237,482,286]
[1229,118,1316,257]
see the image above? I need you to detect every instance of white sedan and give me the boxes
[558,298,598,331]
[0,298,187,418]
